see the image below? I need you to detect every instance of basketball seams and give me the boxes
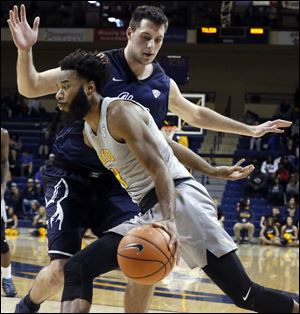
[117,252,165,264]
[118,252,167,281]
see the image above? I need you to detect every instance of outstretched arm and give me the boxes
[168,79,292,138]
[166,137,254,180]
[7,4,60,97]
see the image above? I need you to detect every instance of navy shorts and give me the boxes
[44,172,139,259]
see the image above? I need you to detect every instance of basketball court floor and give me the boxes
[1,229,299,313]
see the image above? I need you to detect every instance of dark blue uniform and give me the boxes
[44,48,170,259]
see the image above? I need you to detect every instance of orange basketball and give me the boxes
[117,224,176,285]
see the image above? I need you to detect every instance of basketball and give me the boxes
[117,224,176,285]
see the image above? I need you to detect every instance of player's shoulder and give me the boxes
[102,48,123,60]
[107,98,144,121]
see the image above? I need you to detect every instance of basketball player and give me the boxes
[1,128,17,297]
[7,4,294,313]
[55,50,298,313]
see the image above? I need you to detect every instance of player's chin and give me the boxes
[58,103,69,112]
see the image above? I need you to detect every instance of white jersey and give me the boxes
[84,97,192,204]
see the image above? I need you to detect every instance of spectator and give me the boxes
[260,155,278,178]
[285,138,297,168]
[9,133,22,154]
[259,217,280,246]
[249,121,262,151]
[281,155,295,173]
[267,177,284,206]
[27,98,41,116]
[233,198,255,244]
[260,207,283,231]
[21,178,37,219]
[31,206,47,237]
[286,173,299,203]
[5,206,19,236]
[285,196,299,225]
[275,162,290,190]
[244,167,268,198]
[8,149,19,177]
[37,131,52,158]
[4,182,22,216]
[260,155,278,183]
[34,180,45,206]
[280,216,299,247]
[19,150,33,177]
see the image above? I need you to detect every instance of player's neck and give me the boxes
[124,47,153,80]
[84,97,102,134]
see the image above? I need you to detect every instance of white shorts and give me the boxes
[108,179,237,269]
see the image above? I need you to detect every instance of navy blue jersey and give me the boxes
[48,48,170,176]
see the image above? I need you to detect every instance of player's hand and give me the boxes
[250,119,292,138]
[215,159,255,181]
[152,220,180,265]
[7,4,40,51]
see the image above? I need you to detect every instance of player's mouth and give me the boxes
[143,52,153,58]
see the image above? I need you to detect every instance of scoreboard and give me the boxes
[197,27,269,44]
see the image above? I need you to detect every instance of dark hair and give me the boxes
[129,5,168,31]
[59,49,111,94]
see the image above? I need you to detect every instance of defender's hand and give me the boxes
[7,4,40,51]
[215,159,255,181]
[251,119,292,138]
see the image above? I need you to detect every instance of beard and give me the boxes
[67,86,91,121]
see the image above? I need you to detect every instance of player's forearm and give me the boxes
[151,164,176,221]
[167,138,217,176]
[17,49,40,97]
[194,107,255,137]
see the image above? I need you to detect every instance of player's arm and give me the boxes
[7,4,60,97]
[166,137,254,180]
[259,226,266,239]
[168,79,292,138]
[108,101,175,222]
[1,129,10,199]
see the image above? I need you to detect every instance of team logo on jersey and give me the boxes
[98,149,115,165]
[118,92,134,100]
[152,89,161,98]
[112,77,123,81]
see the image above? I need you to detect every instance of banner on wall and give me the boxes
[94,29,127,41]
[270,31,299,45]
[39,28,94,42]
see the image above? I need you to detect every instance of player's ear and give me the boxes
[86,81,96,95]
[126,27,133,40]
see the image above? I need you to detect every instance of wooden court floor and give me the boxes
[1,229,299,313]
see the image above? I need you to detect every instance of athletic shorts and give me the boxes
[44,173,139,259]
[108,178,237,269]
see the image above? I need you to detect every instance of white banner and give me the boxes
[269,31,299,45]
[38,28,94,42]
